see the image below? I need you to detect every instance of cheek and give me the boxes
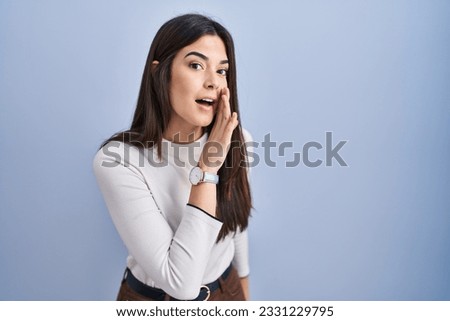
[172,74,198,98]
[169,78,189,107]
[221,77,228,88]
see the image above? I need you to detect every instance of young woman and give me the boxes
[93,14,252,301]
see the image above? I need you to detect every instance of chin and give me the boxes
[195,116,214,128]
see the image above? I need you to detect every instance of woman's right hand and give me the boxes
[199,87,239,174]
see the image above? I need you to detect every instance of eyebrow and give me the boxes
[184,51,229,65]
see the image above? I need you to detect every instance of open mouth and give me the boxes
[195,98,215,107]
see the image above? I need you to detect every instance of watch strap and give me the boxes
[202,171,219,184]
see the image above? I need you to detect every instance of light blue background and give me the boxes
[1,0,449,300]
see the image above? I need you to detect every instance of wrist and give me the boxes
[189,165,219,185]
[198,162,219,175]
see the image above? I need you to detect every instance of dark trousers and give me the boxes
[116,266,245,301]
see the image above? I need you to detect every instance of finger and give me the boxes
[220,89,231,119]
[213,97,225,128]
[225,112,239,136]
[231,112,239,129]
[224,87,230,100]
[219,87,229,101]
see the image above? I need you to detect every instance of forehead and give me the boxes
[179,35,227,60]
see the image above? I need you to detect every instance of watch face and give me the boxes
[189,167,202,185]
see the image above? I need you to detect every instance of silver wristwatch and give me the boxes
[189,166,219,185]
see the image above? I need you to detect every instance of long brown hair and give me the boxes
[101,14,251,240]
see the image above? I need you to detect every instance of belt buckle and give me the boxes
[199,285,210,301]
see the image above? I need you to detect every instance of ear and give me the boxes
[151,60,159,71]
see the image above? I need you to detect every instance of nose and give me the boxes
[204,71,219,90]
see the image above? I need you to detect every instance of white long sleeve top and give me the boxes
[93,131,250,300]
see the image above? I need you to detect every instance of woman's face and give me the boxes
[165,35,229,141]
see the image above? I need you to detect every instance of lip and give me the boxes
[195,97,217,111]
[195,97,217,103]
[195,100,216,111]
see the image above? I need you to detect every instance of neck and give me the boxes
[163,126,204,144]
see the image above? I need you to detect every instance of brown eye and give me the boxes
[189,63,203,70]
[217,69,228,76]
